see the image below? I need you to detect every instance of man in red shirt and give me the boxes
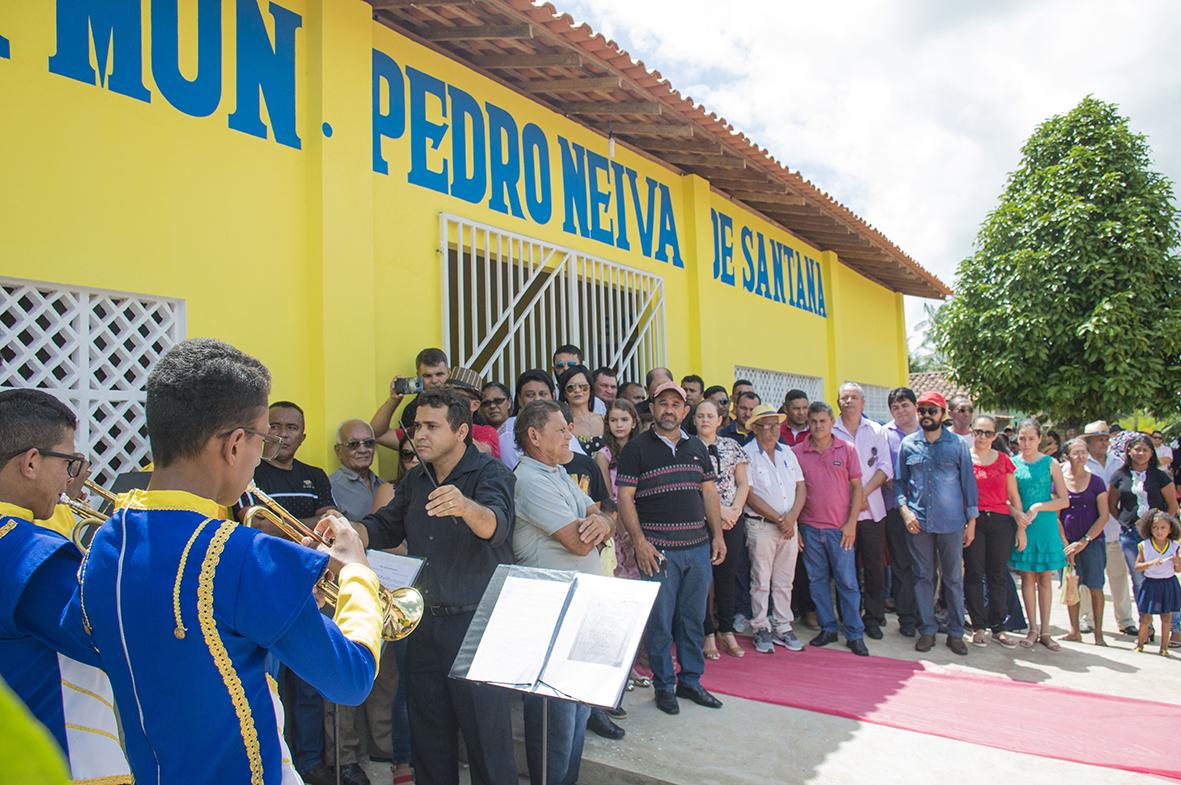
[792,401,868,656]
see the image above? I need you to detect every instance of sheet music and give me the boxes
[365,550,425,591]
[540,574,659,707]
[465,576,571,686]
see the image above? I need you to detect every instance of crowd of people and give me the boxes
[2,337,1179,785]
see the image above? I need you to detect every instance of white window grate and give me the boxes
[856,382,891,424]
[734,366,825,409]
[0,278,185,487]
[442,214,666,388]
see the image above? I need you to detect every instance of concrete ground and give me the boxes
[361,582,1178,785]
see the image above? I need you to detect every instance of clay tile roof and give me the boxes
[908,371,971,401]
[367,0,951,299]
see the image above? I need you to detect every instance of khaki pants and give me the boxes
[746,518,799,633]
[324,644,399,765]
[1078,539,1135,630]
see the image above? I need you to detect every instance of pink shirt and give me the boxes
[793,437,863,529]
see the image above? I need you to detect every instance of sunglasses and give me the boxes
[917,407,940,416]
[400,449,417,460]
[972,429,995,438]
[554,361,579,369]
[955,407,973,414]
[481,396,508,407]
[564,383,590,393]
[340,438,376,451]
[716,397,730,407]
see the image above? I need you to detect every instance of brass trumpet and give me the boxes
[240,483,423,641]
[67,480,119,554]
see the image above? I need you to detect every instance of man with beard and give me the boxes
[616,382,726,716]
[894,392,978,656]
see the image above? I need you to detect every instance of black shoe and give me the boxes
[946,636,968,656]
[915,634,936,652]
[298,763,336,785]
[340,763,371,785]
[810,630,839,647]
[863,623,883,640]
[846,638,870,656]
[1121,625,1139,636]
[898,625,917,638]
[587,709,626,738]
[675,683,723,708]
[653,689,680,715]
[606,705,627,719]
[1079,622,1094,634]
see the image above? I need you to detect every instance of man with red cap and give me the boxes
[893,392,979,656]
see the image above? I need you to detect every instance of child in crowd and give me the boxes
[1133,510,1181,655]
[597,398,640,578]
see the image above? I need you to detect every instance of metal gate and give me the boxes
[0,277,185,487]
[441,215,666,387]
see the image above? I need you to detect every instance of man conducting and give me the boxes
[359,388,517,785]
[512,399,614,785]
[81,338,384,784]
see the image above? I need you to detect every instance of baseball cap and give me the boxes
[915,391,947,410]
[652,381,687,401]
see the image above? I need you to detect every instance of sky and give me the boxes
[558,0,1181,345]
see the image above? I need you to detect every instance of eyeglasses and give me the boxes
[752,421,779,431]
[917,407,940,416]
[220,427,284,461]
[972,429,995,438]
[955,407,973,414]
[564,383,590,393]
[340,438,376,451]
[1,447,86,478]
[481,397,508,407]
[400,449,417,460]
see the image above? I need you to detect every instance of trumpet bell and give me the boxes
[382,586,425,641]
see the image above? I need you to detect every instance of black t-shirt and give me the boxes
[1109,466,1174,531]
[562,451,609,504]
[361,445,515,608]
[615,430,716,549]
[240,459,336,520]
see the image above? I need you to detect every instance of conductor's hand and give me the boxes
[426,485,471,519]
[306,512,370,576]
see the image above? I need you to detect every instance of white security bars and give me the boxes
[441,215,666,387]
[858,382,891,424]
[0,277,185,487]
[735,366,825,411]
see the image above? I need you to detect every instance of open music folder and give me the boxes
[450,564,659,709]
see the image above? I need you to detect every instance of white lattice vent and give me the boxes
[857,382,891,424]
[443,214,666,389]
[1,278,185,488]
[734,366,825,409]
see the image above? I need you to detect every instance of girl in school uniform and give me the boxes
[1133,510,1181,655]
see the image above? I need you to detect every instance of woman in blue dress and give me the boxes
[1010,418,1069,650]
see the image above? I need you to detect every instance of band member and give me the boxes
[80,338,384,785]
[0,389,132,783]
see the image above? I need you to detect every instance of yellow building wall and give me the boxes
[0,0,907,471]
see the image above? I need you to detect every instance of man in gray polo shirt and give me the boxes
[513,399,614,785]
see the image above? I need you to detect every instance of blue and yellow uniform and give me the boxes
[0,502,132,784]
[80,489,382,785]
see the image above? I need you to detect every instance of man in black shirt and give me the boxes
[359,389,516,785]
[238,400,337,785]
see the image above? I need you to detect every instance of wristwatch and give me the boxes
[1080,535,1091,544]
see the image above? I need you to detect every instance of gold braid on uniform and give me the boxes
[0,521,16,540]
[197,521,263,785]
[172,519,211,640]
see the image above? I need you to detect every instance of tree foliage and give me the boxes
[936,96,1181,422]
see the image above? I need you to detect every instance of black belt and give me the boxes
[428,603,479,617]
[746,515,772,524]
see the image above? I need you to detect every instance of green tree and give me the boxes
[936,96,1181,422]
[909,301,948,372]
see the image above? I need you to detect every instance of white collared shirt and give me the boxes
[1086,451,1121,541]
[742,440,803,519]
[833,415,893,521]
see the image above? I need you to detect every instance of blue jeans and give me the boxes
[800,526,864,641]
[908,529,966,637]
[280,666,324,771]
[522,695,591,785]
[643,542,711,692]
[391,638,411,765]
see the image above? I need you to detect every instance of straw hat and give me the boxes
[745,403,786,431]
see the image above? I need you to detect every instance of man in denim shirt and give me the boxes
[894,392,978,656]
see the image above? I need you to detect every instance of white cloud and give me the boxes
[558,0,1181,341]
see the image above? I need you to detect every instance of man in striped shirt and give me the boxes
[616,381,726,716]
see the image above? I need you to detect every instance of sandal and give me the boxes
[970,630,987,648]
[1093,635,1107,647]
[1019,625,1039,649]
[703,633,720,661]
[992,631,1017,649]
[718,632,745,658]
[629,669,651,688]
[1062,631,1082,642]
[1039,635,1061,652]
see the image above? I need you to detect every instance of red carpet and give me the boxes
[700,641,1181,780]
